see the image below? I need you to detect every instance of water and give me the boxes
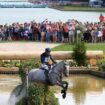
[0,74,105,105]
[0,8,105,25]
[0,75,21,105]
[55,75,105,105]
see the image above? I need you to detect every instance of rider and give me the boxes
[40,48,57,83]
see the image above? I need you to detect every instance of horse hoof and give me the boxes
[62,91,66,99]
[62,93,66,99]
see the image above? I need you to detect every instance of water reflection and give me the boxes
[0,75,21,92]
[55,75,105,105]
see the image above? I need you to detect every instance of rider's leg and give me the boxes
[44,69,50,84]
[45,70,49,79]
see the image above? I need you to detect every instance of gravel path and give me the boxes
[0,42,59,52]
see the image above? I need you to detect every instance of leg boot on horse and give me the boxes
[61,81,68,99]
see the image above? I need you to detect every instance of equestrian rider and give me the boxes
[40,48,57,83]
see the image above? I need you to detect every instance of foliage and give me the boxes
[98,57,105,72]
[28,83,45,105]
[99,64,105,72]
[0,60,21,67]
[69,61,77,67]
[0,59,41,68]
[16,83,59,105]
[72,41,87,66]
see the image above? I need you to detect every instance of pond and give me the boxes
[55,75,105,105]
[0,75,21,105]
[0,8,105,24]
[0,74,105,105]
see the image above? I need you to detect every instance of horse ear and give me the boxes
[64,60,67,65]
[64,60,69,65]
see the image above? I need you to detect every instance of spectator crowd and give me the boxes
[0,17,105,43]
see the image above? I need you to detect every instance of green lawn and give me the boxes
[53,6,105,12]
[0,40,35,43]
[52,43,105,53]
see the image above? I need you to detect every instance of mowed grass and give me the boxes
[63,6,105,11]
[52,43,105,53]
[53,6,105,12]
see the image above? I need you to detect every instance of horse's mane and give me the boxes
[52,61,64,70]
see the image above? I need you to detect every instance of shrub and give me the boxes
[101,64,105,72]
[16,83,59,105]
[0,60,20,67]
[72,41,87,66]
[98,58,105,72]
[69,61,77,67]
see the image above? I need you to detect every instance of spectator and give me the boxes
[0,18,105,43]
[99,14,104,23]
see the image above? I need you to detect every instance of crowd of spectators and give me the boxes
[0,18,105,43]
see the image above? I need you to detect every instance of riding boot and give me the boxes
[44,70,50,84]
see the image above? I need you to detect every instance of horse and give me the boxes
[28,61,69,98]
[9,61,69,105]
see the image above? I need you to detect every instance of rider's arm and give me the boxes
[41,54,45,64]
[50,55,57,64]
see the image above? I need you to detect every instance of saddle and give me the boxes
[41,64,56,85]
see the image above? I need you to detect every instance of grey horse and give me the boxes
[9,61,69,105]
[28,61,69,98]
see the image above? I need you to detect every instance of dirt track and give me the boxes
[0,42,59,52]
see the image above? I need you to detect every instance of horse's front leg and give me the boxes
[61,81,68,99]
[56,80,68,99]
[61,81,69,91]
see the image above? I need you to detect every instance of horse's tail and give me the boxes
[9,69,29,104]
[17,78,27,96]
[17,68,29,96]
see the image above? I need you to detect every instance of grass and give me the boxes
[53,5,105,12]
[52,43,105,53]
[0,40,37,43]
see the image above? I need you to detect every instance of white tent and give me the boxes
[0,0,34,8]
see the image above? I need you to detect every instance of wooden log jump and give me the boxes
[52,51,104,60]
[0,67,19,74]
[0,51,103,60]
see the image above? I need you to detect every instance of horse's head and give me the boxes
[52,61,69,77]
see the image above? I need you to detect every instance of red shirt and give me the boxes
[64,25,69,33]
[99,15,104,22]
